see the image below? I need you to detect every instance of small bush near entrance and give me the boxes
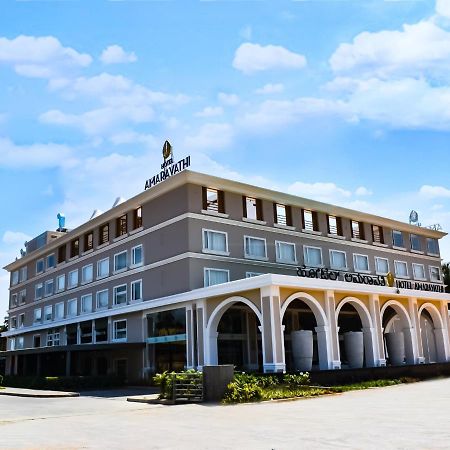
[153,369,203,400]
[2,375,125,391]
[0,374,3,388]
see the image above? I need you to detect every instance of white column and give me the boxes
[439,302,450,362]
[408,297,423,364]
[362,327,377,367]
[195,300,206,370]
[185,306,194,369]
[368,294,386,366]
[324,290,340,369]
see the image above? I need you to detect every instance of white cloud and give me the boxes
[255,83,285,95]
[195,106,224,118]
[2,231,32,246]
[109,130,158,147]
[0,35,92,79]
[436,0,450,19]
[233,42,307,75]
[419,185,450,199]
[218,92,240,106]
[288,181,352,203]
[355,186,373,196]
[100,45,137,64]
[183,123,234,151]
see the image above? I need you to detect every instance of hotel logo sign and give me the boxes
[144,140,191,190]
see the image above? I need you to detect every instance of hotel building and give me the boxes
[1,169,449,381]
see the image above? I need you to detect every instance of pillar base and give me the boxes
[417,357,426,364]
[331,360,341,370]
[378,359,387,367]
[263,363,286,373]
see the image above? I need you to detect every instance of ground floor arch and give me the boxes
[419,303,447,363]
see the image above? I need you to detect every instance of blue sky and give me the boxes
[1,0,450,318]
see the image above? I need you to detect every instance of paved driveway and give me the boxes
[1,378,450,449]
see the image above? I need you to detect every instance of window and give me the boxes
[35,283,43,300]
[114,251,127,272]
[97,258,110,278]
[351,221,365,240]
[11,271,19,286]
[81,294,93,314]
[11,294,18,307]
[133,206,143,229]
[275,241,297,263]
[10,317,17,329]
[16,337,24,350]
[203,230,228,254]
[68,269,78,288]
[131,280,142,301]
[274,204,292,226]
[302,209,319,232]
[243,196,262,221]
[116,214,128,237]
[412,263,426,280]
[114,285,127,305]
[33,335,41,348]
[56,274,65,292]
[410,234,422,252]
[372,225,384,244]
[84,231,94,252]
[18,290,26,304]
[67,299,77,317]
[19,313,25,328]
[204,268,230,287]
[46,254,55,269]
[55,302,64,320]
[131,245,143,267]
[113,320,127,341]
[394,261,409,278]
[44,279,54,297]
[392,230,404,248]
[82,264,93,284]
[99,223,109,245]
[96,290,109,310]
[427,238,439,255]
[244,236,267,260]
[95,319,108,343]
[304,246,323,267]
[375,257,389,275]
[330,250,347,270]
[80,321,92,344]
[246,272,263,278]
[47,329,60,347]
[203,187,225,213]
[70,238,79,258]
[328,215,342,236]
[353,254,370,272]
[34,308,42,323]
[36,258,44,274]
[58,245,66,264]
[430,266,441,282]
[44,305,53,321]
[19,266,27,283]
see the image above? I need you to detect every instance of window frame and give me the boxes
[202,229,229,256]
[67,299,77,317]
[44,279,54,297]
[375,257,390,275]
[116,214,128,237]
[96,289,109,310]
[113,250,128,273]
[68,269,79,289]
[427,238,440,256]
[44,305,53,322]
[394,260,409,279]
[113,284,128,306]
[246,272,264,278]
[99,223,110,246]
[303,245,323,268]
[56,274,65,293]
[131,279,143,302]
[36,258,44,275]
[429,266,441,282]
[97,257,110,279]
[35,282,43,300]
[70,238,80,258]
[329,249,348,270]
[392,230,405,249]
[412,263,426,281]
[54,301,65,320]
[34,308,42,324]
[275,240,297,264]
[81,294,93,314]
[113,319,127,342]
[243,235,268,261]
[84,231,94,252]
[204,268,230,287]
[46,253,55,270]
[131,245,144,268]
[353,253,370,273]
[81,263,94,284]
[410,234,422,252]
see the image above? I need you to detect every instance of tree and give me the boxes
[442,263,450,294]
[0,316,7,333]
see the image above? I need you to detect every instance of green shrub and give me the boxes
[283,372,310,388]
[0,374,3,386]
[153,369,202,400]
[222,374,263,404]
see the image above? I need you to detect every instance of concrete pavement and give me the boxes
[1,378,450,449]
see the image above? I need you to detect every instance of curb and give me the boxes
[0,390,80,398]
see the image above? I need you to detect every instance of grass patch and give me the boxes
[261,386,334,401]
[332,377,419,393]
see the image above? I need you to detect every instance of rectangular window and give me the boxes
[81,294,93,314]
[11,294,18,307]
[430,266,441,282]
[18,290,26,304]
[82,264,93,284]
[35,283,43,300]
[10,317,17,329]
[372,225,384,244]
[44,305,52,322]
[16,337,24,350]
[131,280,143,301]
[58,245,66,264]
[133,206,143,229]
[131,245,143,267]
[351,221,365,240]
[302,209,319,232]
[47,328,60,347]
[96,290,109,310]
[328,215,342,236]
[55,302,64,320]
[33,335,41,348]
[203,230,228,254]
[203,187,225,213]
[99,223,109,245]
[44,279,54,297]
[113,320,127,341]
[68,269,78,288]
[95,318,108,343]
[84,231,94,252]
[304,246,323,267]
[244,236,267,260]
[427,238,439,255]
[375,257,389,275]
[410,234,422,252]
[19,266,27,282]
[274,204,292,226]
[275,241,297,263]
[116,214,128,237]
[67,299,77,317]
[354,254,370,272]
[392,230,405,248]
[246,272,263,278]
[34,308,42,323]
[394,261,409,278]
[56,274,65,292]
[11,271,19,286]
[70,238,79,258]
[19,313,25,328]
[114,251,127,272]
[36,258,44,274]
[330,250,347,270]
[204,268,230,287]
[80,321,92,344]
[97,258,110,278]
[46,254,55,269]
[412,263,426,280]
[243,196,262,221]
[114,284,127,305]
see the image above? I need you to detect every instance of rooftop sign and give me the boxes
[144,141,191,190]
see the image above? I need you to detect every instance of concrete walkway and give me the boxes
[0,387,79,398]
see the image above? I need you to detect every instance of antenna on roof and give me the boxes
[90,209,103,220]
[57,213,67,232]
[112,197,125,208]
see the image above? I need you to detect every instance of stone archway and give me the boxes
[418,303,447,363]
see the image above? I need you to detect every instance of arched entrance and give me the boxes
[419,303,447,363]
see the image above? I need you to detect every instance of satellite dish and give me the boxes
[112,197,125,208]
[409,210,419,224]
